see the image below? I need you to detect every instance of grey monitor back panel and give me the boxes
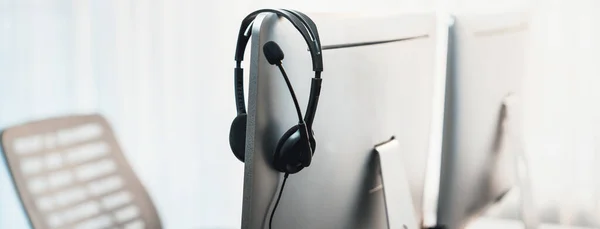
[437,12,530,229]
[241,13,441,229]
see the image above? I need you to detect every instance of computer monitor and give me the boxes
[436,12,530,229]
[240,12,443,228]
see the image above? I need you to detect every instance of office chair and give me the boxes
[1,114,162,229]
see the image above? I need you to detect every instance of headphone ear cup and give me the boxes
[229,114,248,162]
[273,125,308,174]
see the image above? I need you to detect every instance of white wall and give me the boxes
[522,1,600,225]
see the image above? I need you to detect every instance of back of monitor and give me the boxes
[437,12,530,229]
[241,12,441,229]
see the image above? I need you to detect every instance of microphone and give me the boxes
[262,41,304,123]
[263,41,285,65]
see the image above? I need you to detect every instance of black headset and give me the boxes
[229,9,323,174]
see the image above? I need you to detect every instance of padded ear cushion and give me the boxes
[273,125,307,174]
[229,114,248,162]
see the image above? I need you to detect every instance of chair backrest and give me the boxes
[1,114,162,229]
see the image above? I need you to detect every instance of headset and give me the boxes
[229,9,324,175]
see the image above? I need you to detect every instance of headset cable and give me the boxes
[269,173,290,229]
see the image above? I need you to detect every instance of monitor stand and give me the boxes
[374,137,420,229]
[431,95,539,229]
[501,95,539,229]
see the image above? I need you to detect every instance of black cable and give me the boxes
[276,64,304,123]
[269,173,290,229]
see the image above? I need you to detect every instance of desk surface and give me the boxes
[468,218,597,229]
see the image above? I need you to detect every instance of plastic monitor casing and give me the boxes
[242,12,441,229]
[437,12,530,229]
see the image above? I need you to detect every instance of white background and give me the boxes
[1,0,599,228]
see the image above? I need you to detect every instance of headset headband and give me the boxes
[282,9,322,127]
[233,9,323,129]
[234,9,323,71]
[285,9,322,55]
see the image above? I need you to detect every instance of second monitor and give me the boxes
[436,12,531,229]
